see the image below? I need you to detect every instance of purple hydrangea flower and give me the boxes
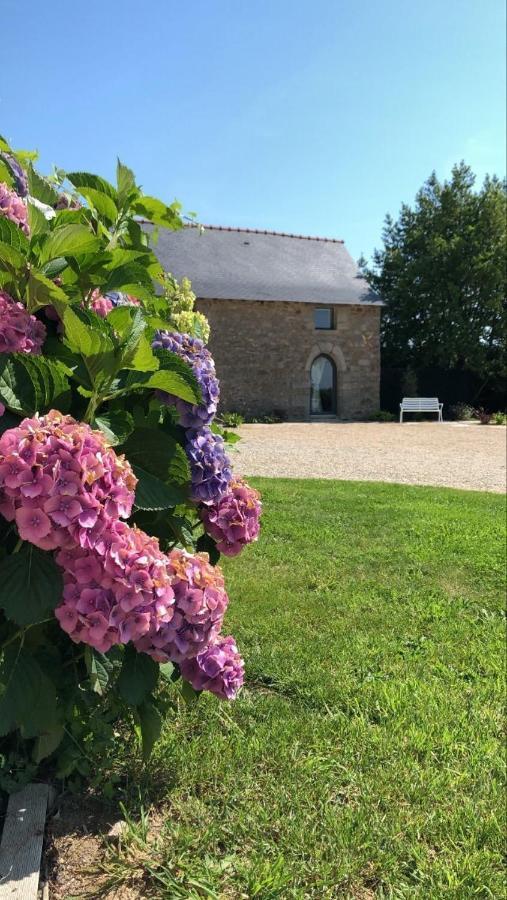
[152,331,219,429]
[105,291,141,308]
[180,635,245,699]
[201,479,262,556]
[0,153,28,197]
[186,426,232,504]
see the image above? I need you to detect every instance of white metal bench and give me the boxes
[399,397,443,423]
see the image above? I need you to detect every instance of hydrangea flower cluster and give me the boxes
[186,427,232,504]
[152,331,219,428]
[180,636,245,699]
[0,291,46,355]
[200,479,262,556]
[0,153,28,196]
[54,523,175,653]
[135,547,229,662]
[0,181,29,234]
[89,290,141,318]
[105,291,141,308]
[0,411,137,552]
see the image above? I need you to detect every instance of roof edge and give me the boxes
[183,222,345,244]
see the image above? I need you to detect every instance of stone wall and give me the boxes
[196,298,381,420]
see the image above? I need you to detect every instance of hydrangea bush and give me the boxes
[0,136,261,790]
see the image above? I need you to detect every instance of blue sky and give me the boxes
[2,0,505,262]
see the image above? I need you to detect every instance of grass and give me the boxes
[102,479,505,898]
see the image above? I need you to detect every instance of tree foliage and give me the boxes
[361,163,506,388]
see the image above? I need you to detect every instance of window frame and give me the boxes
[313,307,334,330]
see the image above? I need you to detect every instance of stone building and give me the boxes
[155,225,382,420]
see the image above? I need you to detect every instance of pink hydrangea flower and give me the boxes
[200,479,261,556]
[54,522,175,653]
[0,410,137,551]
[0,291,46,355]
[180,635,245,699]
[135,548,229,663]
[90,290,114,318]
[0,182,29,234]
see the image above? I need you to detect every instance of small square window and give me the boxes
[314,308,333,329]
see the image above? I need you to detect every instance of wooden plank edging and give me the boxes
[0,784,49,900]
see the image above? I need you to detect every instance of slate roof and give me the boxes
[152,225,382,306]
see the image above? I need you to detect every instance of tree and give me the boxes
[361,164,506,396]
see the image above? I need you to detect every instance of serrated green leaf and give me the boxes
[27,163,59,206]
[133,195,182,230]
[121,426,190,485]
[94,410,134,445]
[38,224,101,263]
[26,270,69,312]
[75,186,118,223]
[67,171,117,200]
[85,647,111,696]
[118,645,159,706]
[0,353,41,414]
[0,215,29,253]
[0,545,63,626]
[27,201,50,236]
[122,334,159,372]
[133,464,187,510]
[0,241,25,270]
[117,159,137,206]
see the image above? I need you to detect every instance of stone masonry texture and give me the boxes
[195,298,381,420]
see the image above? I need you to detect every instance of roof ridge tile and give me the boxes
[185,223,345,244]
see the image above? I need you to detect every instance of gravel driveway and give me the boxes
[233,422,506,493]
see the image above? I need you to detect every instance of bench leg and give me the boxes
[400,410,403,423]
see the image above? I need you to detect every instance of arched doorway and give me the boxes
[310,355,337,416]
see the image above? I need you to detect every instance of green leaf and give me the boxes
[94,410,134,446]
[0,215,30,253]
[0,353,71,416]
[132,195,182,230]
[0,545,63,627]
[117,645,159,706]
[136,699,162,760]
[0,353,41,414]
[133,464,187,510]
[116,159,137,206]
[27,201,50,236]
[180,679,201,706]
[33,723,65,763]
[27,163,59,206]
[0,241,25,270]
[38,224,101,263]
[122,334,159,372]
[75,186,118,223]
[159,661,176,681]
[85,647,111,696]
[0,645,59,738]
[0,158,14,187]
[121,426,190,484]
[26,270,69,312]
[66,171,117,200]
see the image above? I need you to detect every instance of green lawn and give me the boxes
[110,480,506,898]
